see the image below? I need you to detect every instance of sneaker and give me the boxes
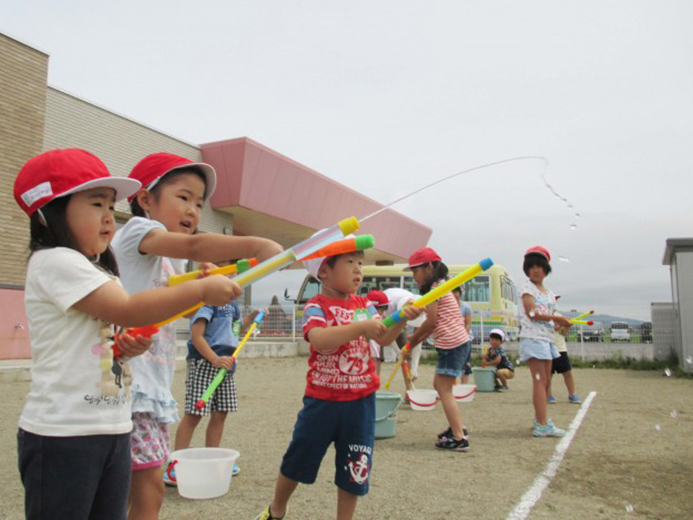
[163,461,177,487]
[502,385,509,391]
[437,427,452,440]
[496,386,507,392]
[254,505,284,520]
[547,395,557,404]
[533,422,566,438]
[437,426,469,440]
[569,394,582,404]
[435,436,470,452]
[232,464,240,476]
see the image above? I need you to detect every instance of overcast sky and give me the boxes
[3,0,692,318]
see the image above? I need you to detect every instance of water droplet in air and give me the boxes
[535,373,541,380]
[655,424,661,431]
[559,256,570,263]
[574,213,581,218]
[671,410,678,419]
[625,504,634,514]
[686,356,693,365]
[515,358,521,365]
[664,368,672,377]
[569,224,577,231]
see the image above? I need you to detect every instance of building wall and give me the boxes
[674,251,693,373]
[43,87,231,234]
[0,34,49,286]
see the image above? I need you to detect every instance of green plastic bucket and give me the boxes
[472,367,497,392]
[375,391,403,439]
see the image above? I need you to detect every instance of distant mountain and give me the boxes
[561,312,646,327]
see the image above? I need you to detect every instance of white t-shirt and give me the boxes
[519,281,556,343]
[551,312,568,352]
[20,248,133,436]
[112,217,187,423]
[382,288,417,318]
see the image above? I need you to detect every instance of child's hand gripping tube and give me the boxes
[194,309,266,411]
[382,258,494,328]
[111,325,160,358]
[166,258,258,287]
[132,216,360,336]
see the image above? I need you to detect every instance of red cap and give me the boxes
[367,290,389,307]
[128,152,217,202]
[405,247,441,270]
[525,246,551,263]
[14,149,141,216]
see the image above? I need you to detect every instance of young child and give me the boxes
[255,247,420,520]
[168,283,263,484]
[519,246,573,438]
[366,290,391,376]
[405,248,471,452]
[367,289,423,391]
[452,286,474,384]
[13,149,241,519]
[482,329,515,391]
[548,312,581,404]
[111,152,282,519]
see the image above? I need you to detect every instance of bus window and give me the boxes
[360,276,402,295]
[403,277,420,295]
[298,277,320,304]
[461,275,490,302]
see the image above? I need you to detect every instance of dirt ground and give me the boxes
[1,358,691,519]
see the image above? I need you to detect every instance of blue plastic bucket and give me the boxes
[472,367,497,392]
[375,391,402,439]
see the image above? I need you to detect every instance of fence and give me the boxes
[176,304,679,362]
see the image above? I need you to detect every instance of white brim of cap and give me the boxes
[149,162,217,201]
[489,328,505,340]
[57,177,142,203]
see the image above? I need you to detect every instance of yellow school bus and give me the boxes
[294,264,520,341]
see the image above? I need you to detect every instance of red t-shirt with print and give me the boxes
[302,294,381,401]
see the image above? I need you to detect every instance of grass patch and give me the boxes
[419,351,693,378]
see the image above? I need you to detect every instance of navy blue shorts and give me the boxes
[280,394,375,496]
[436,342,470,377]
[18,429,131,520]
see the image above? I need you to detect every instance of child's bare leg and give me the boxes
[528,358,549,425]
[174,414,202,451]
[337,488,359,520]
[497,370,508,387]
[547,372,554,398]
[206,411,228,447]
[434,374,465,438]
[269,473,299,518]
[128,467,164,520]
[563,370,576,395]
[409,343,421,382]
[460,374,470,384]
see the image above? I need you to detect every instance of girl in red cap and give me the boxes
[519,246,573,438]
[111,152,282,518]
[13,149,242,520]
[405,248,471,452]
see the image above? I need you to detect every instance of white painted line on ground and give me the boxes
[506,391,597,520]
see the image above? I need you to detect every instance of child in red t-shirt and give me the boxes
[255,247,421,520]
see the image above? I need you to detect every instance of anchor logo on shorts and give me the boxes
[347,453,370,485]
